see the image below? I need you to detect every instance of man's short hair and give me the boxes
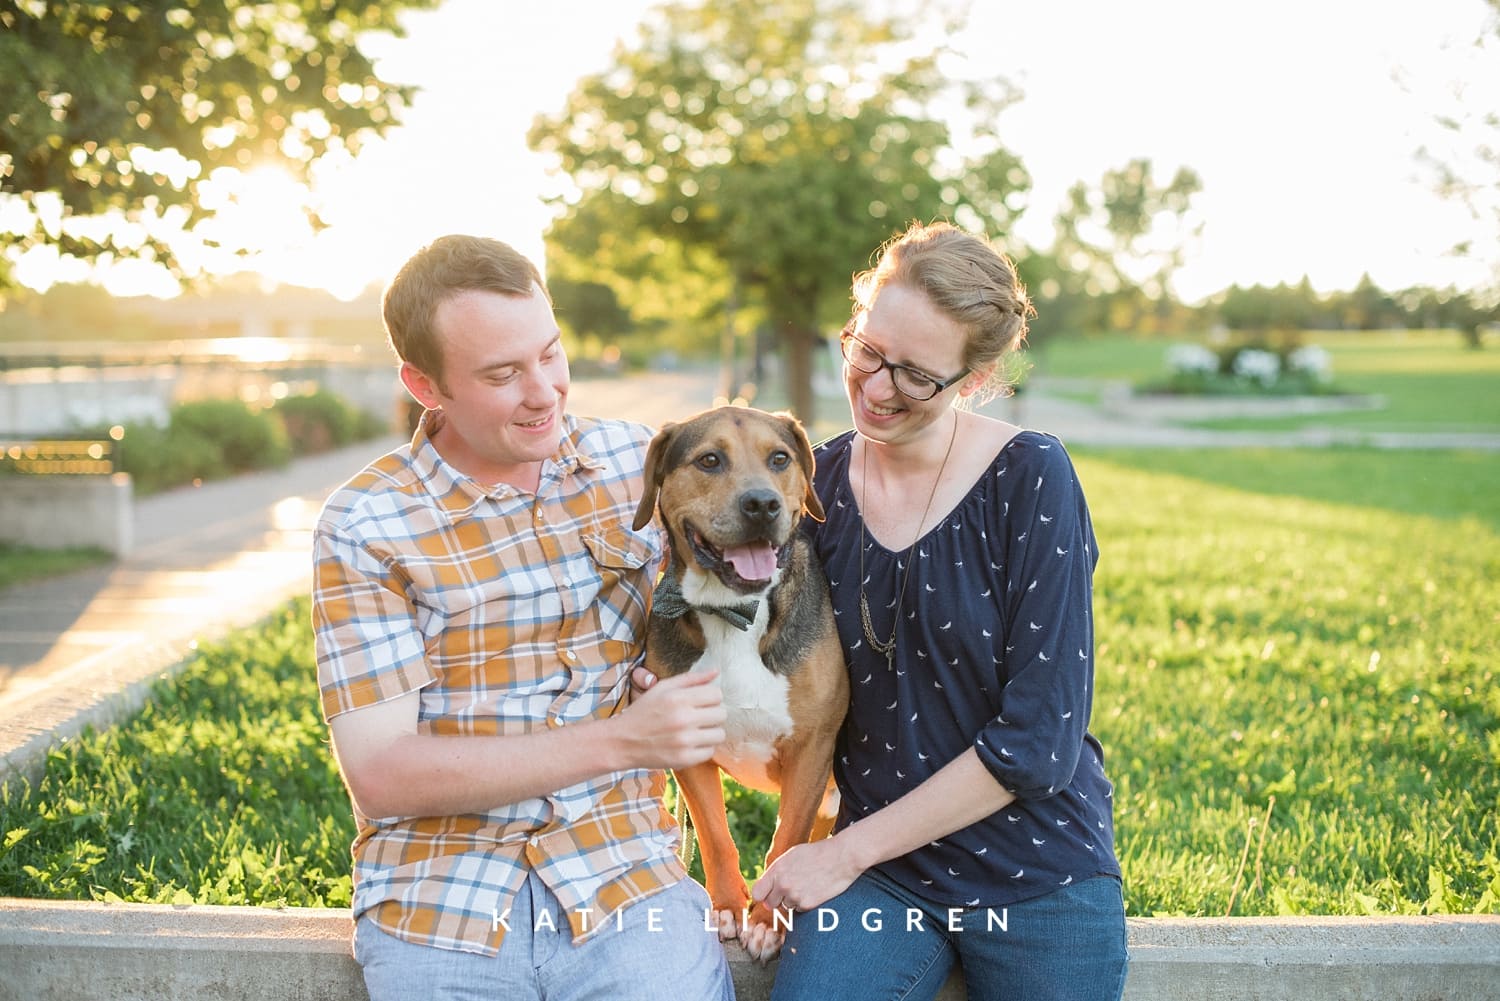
[382,235,549,392]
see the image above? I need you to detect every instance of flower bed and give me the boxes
[1152,342,1339,397]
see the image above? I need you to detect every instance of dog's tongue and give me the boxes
[723,542,778,582]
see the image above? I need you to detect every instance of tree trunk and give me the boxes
[781,324,819,424]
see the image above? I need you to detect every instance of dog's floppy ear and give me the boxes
[776,411,825,523]
[632,422,678,530]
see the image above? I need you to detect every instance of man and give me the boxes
[312,235,735,999]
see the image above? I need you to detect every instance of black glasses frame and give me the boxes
[839,327,968,402]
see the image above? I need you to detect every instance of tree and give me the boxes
[548,275,632,344]
[0,0,435,289]
[528,0,1029,421]
[1049,158,1203,316]
[1412,0,1500,344]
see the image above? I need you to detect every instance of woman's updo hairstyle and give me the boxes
[852,221,1033,405]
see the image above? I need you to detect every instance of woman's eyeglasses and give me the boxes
[839,326,968,402]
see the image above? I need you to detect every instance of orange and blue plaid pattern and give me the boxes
[313,411,684,956]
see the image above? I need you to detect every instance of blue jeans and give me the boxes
[354,869,735,1001]
[771,872,1127,1001]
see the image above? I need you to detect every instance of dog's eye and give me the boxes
[696,453,722,471]
[768,450,791,470]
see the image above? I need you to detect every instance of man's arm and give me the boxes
[330,669,726,819]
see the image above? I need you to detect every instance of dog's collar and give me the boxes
[652,564,760,632]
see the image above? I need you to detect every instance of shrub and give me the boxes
[169,400,291,473]
[1157,340,1339,396]
[274,391,358,456]
[114,399,288,494]
[116,421,228,493]
[1287,345,1333,385]
[1231,347,1281,387]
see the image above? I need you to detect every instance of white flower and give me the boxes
[1166,344,1219,376]
[1288,345,1333,383]
[1232,348,1280,386]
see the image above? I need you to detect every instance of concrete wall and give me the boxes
[1,900,1496,1001]
[0,473,132,555]
[0,367,175,435]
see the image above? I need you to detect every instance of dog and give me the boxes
[632,405,848,962]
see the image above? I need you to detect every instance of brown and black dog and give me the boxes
[632,406,848,962]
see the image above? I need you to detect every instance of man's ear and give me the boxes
[399,362,444,411]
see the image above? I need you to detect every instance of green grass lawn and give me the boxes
[0,603,354,907]
[0,543,111,590]
[1071,447,1500,530]
[1074,449,1497,916]
[1030,332,1178,386]
[3,447,1495,916]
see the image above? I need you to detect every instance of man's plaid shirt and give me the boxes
[313,411,684,956]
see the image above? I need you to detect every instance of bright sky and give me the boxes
[18,0,1498,304]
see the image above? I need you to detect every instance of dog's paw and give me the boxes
[739,918,786,964]
[709,907,742,942]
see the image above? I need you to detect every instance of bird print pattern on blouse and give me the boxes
[808,429,1121,909]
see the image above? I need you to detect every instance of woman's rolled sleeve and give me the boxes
[974,443,1098,800]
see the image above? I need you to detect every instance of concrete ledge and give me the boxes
[0,472,133,556]
[1,900,1496,1001]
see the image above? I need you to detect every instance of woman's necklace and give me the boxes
[858,416,959,671]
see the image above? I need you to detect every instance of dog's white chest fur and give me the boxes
[682,568,792,794]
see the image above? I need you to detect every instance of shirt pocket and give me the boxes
[582,522,660,574]
[579,522,662,658]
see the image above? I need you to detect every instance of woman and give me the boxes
[754,222,1127,1000]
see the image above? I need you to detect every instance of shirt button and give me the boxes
[564,650,577,661]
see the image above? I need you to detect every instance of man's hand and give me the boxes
[614,669,726,770]
[630,666,660,699]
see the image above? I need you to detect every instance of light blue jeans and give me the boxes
[354,870,735,1001]
[771,872,1127,1001]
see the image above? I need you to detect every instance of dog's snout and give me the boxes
[739,488,782,524]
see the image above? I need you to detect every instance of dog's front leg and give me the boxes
[672,760,750,941]
[763,743,836,872]
[736,740,836,962]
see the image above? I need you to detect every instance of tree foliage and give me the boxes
[1051,158,1203,302]
[1211,276,1498,339]
[1413,0,1499,342]
[528,0,1029,420]
[548,274,632,343]
[0,0,435,287]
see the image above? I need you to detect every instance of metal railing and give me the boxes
[0,434,119,475]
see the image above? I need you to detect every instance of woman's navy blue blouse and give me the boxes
[806,429,1121,908]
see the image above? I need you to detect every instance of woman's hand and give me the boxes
[751,833,866,914]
